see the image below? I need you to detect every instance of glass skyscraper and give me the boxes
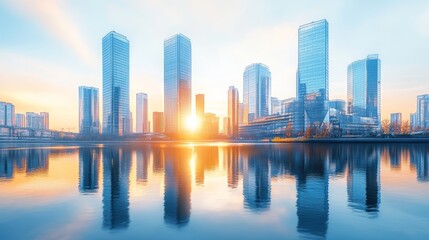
[347,54,381,125]
[164,34,192,134]
[417,94,429,129]
[297,19,329,129]
[0,102,15,127]
[243,63,271,124]
[136,93,148,133]
[79,86,100,135]
[102,31,130,136]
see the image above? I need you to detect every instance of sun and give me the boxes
[186,115,200,132]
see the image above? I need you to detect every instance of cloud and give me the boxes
[5,0,96,67]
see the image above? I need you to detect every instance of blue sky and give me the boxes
[1,0,429,131]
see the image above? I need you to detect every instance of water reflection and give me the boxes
[79,148,100,193]
[163,148,192,227]
[102,147,131,230]
[1,143,429,238]
[347,145,380,214]
[0,149,49,179]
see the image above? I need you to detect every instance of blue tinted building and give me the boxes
[243,63,271,124]
[102,31,130,136]
[347,54,381,125]
[79,86,100,135]
[297,19,329,130]
[164,34,192,134]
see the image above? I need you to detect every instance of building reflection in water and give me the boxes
[78,148,100,193]
[102,147,132,230]
[194,147,218,185]
[410,144,429,182]
[292,144,329,238]
[136,146,150,183]
[242,147,271,212]
[225,147,240,188]
[347,145,380,215]
[163,147,192,227]
[0,149,49,180]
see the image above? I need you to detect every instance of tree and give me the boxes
[381,119,390,135]
[401,120,410,134]
[285,122,293,137]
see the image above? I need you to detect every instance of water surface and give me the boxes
[1,142,428,239]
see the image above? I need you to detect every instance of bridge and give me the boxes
[0,125,77,139]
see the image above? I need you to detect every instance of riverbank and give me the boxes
[1,137,429,146]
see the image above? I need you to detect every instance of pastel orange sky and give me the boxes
[1,0,429,131]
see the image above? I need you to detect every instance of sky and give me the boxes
[1,0,429,131]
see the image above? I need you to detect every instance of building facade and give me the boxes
[136,93,148,133]
[390,113,402,133]
[416,94,429,130]
[26,112,48,130]
[102,31,130,136]
[153,112,165,133]
[243,63,271,124]
[164,34,192,134]
[79,86,100,135]
[297,19,329,130]
[0,102,15,127]
[347,54,381,126]
[15,113,25,128]
[228,86,239,137]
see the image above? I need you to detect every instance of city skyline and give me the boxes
[1,1,429,131]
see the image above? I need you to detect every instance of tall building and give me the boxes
[195,94,205,120]
[164,34,192,134]
[79,86,100,135]
[40,112,49,130]
[102,31,130,136]
[136,93,148,133]
[153,112,165,133]
[347,54,381,125]
[416,94,429,130]
[243,63,271,124]
[0,102,15,127]
[228,86,239,137]
[410,112,418,131]
[15,113,25,128]
[297,19,329,129]
[271,97,281,114]
[390,113,402,133]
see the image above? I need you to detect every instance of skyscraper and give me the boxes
[228,86,239,137]
[416,94,429,130]
[102,31,130,136]
[164,34,192,134]
[297,19,329,129]
[0,102,15,127]
[347,54,381,125]
[195,94,205,120]
[136,93,148,133]
[15,113,25,128]
[243,63,271,124]
[40,112,49,130]
[79,86,100,135]
[153,112,165,133]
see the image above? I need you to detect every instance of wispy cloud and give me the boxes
[5,0,96,67]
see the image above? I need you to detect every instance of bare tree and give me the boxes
[381,119,390,135]
[401,120,410,134]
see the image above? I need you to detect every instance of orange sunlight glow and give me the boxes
[186,115,200,132]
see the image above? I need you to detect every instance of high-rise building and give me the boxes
[410,113,418,131]
[153,112,165,133]
[15,113,25,128]
[0,102,15,127]
[416,94,429,130]
[102,31,130,136]
[196,94,205,120]
[239,103,244,126]
[136,93,148,133]
[347,54,381,125]
[390,113,402,133]
[271,97,281,115]
[164,34,192,134]
[297,19,329,129]
[79,86,100,135]
[243,63,271,124]
[40,112,49,130]
[228,86,239,137]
